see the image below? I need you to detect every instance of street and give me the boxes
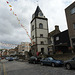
[0,59,75,75]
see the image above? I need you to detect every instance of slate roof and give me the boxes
[33,6,43,17]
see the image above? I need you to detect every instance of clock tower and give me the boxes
[31,6,49,55]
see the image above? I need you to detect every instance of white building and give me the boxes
[31,6,49,55]
[18,42,31,55]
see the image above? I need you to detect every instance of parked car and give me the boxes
[13,57,19,60]
[0,57,1,60]
[5,57,10,60]
[8,57,13,61]
[28,56,42,64]
[64,57,75,70]
[40,57,63,67]
[1,57,5,59]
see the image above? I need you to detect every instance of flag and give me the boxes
[13,12,14,15]
[18,21,20,24]
[6,1,9,4]
[10,8,12,11]
[15,14,17,16]
[27,31,28,33]
[9,5,12,7]
[21,24,23,26]
[17,17,18,20]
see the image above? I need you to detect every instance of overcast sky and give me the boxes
[0,0,75,49]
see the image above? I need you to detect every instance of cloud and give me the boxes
[0,0,75,49]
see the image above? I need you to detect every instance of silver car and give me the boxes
[64,57,75,70]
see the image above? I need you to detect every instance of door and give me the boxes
[41,48,44,54]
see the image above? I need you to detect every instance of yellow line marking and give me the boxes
[3,63,7,75]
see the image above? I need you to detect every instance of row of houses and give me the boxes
[0,42,31,57]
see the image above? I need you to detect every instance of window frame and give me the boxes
[71,7,75,14]
[39,23,43,29]
[41,41,44,44]
[32,35,34,39]
[32,25,34,31]
[40,34,43,38]
[56,36,59,41]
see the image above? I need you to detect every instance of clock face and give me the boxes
[71,7,75,14]
[39,12,43,16]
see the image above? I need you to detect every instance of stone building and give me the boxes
[31,6,49,55]
[65,1,75,52]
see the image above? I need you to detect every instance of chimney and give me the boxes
[55,25,59,31]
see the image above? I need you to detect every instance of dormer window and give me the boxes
[39,23,43,29]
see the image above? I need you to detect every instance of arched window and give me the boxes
[39,23,43,29]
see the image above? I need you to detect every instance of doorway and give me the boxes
[41,48,44,54]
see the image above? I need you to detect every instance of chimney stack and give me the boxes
[55,25,59,31]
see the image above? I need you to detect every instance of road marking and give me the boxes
[3,63,7,75]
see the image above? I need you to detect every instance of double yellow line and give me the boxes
[3,63,7,75]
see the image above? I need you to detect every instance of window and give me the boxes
[40,34,43,37]
[56,36,59,41]
[22,50,24,51]
[32,35,34,39]
[39,23,43,29]
[22,46,25,48]
[71,7,75,14]
[41,48,44,54]
[73,23,75,29]
[41,41,44,44]
[39,12,43,16]
[32,25,34,30]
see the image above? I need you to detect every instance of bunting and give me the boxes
[9,5,12,7]
[15,14,17,16]
[6,0,34,45]
[6,1,9,4]
[13,12,14,15]
[10,8,12,11]
[0,42,17,48]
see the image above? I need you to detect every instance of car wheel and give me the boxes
[52,63,55,67]
[66,64,71,70]
[41,62,43,66]
[33,61,36,64]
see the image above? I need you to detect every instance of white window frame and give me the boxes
[56,36,59,41]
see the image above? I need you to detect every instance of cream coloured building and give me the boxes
[18,42,31,55]
[31,6,48,55]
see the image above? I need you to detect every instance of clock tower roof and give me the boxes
[32,6,45,19]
